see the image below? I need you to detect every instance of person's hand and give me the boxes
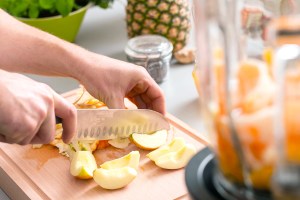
[0,10,165,115]
[76,55,166,114]
[0,70,76,145]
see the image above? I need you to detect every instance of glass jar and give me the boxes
[125,35,173,83]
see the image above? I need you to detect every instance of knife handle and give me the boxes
[55,116,63,124]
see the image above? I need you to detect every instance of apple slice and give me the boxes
[130,130,168,150]
[108,138,130,149]
[146,137,186,161]
[93,167,137,190]
[70,151,97,179]
[100,151,140,170]
[154,144,197,169]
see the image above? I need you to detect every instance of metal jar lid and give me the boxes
[125,34,173,59]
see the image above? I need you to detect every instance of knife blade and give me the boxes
[57,109,170,140]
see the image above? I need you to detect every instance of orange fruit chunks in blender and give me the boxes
[249,165,273,189]
[237,59,275,114]
[214,60,227,115]
[285,100,300,163]
[215,115,244,183]
[237,60,260,98]
[214,58,276,190]
[284,70,300,163]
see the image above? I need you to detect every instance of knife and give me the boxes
[56,109,170,140]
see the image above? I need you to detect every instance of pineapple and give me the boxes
[126,0,191,52]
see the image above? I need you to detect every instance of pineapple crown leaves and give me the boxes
[0,0,115,18]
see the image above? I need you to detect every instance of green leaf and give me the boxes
[0,0,10,10]
[55,0,74,17]
[29,3,39,18]
[39,0,55,9]
[96,0,114,9]
[96,0,111,9]
[10,1,29,17]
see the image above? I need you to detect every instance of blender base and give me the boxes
[185,147,273,200]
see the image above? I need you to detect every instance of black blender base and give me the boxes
[185,147,273,200]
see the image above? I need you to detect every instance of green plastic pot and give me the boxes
[19,4,91,42]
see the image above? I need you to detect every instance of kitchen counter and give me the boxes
[0,2,206,199]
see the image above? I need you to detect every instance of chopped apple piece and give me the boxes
[154,144,197,169]
[93,167,137,190]
[130,130,168,150]
[100,151,140,170]
[70,151,97,179]
[147,137,186,161]
[108,138,130,149]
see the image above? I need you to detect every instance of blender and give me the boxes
[185,0,300,199]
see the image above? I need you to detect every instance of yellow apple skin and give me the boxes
[146,137,186,161]
[130,130,168,150]
[100,151,140,170]
[70,151,97,179]
[93,167,137,190]
[154,144,196,169]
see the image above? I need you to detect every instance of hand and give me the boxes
[77,55,166,114]
[0,10,166,115]
[0,70,76,145]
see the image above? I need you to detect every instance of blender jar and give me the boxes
[192,0,300,199]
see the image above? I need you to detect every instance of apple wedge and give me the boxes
[100,151,140,170]
[93,167,137,190]
[108,138,130,149]
[70,151,97,179]
[146,137,186,161]
[154,144,196,169]
[130,130,168,150]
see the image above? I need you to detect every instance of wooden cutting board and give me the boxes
[0,89,208,200]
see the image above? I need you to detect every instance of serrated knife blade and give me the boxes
[69,109,170,140]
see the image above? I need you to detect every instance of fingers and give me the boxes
[128,95,148,109]
[30,107,55,144]
[127,78,166,115]
[147,91,166,115]
[52,91,76,144]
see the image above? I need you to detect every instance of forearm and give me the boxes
[0,9,91,79]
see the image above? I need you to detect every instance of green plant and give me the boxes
[0,0,114,18]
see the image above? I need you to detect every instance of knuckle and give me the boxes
[23,120,38,134]
[35,107,48,122]
[138,66,148,74]
[39,83,51,91]
[39,83,54,105]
